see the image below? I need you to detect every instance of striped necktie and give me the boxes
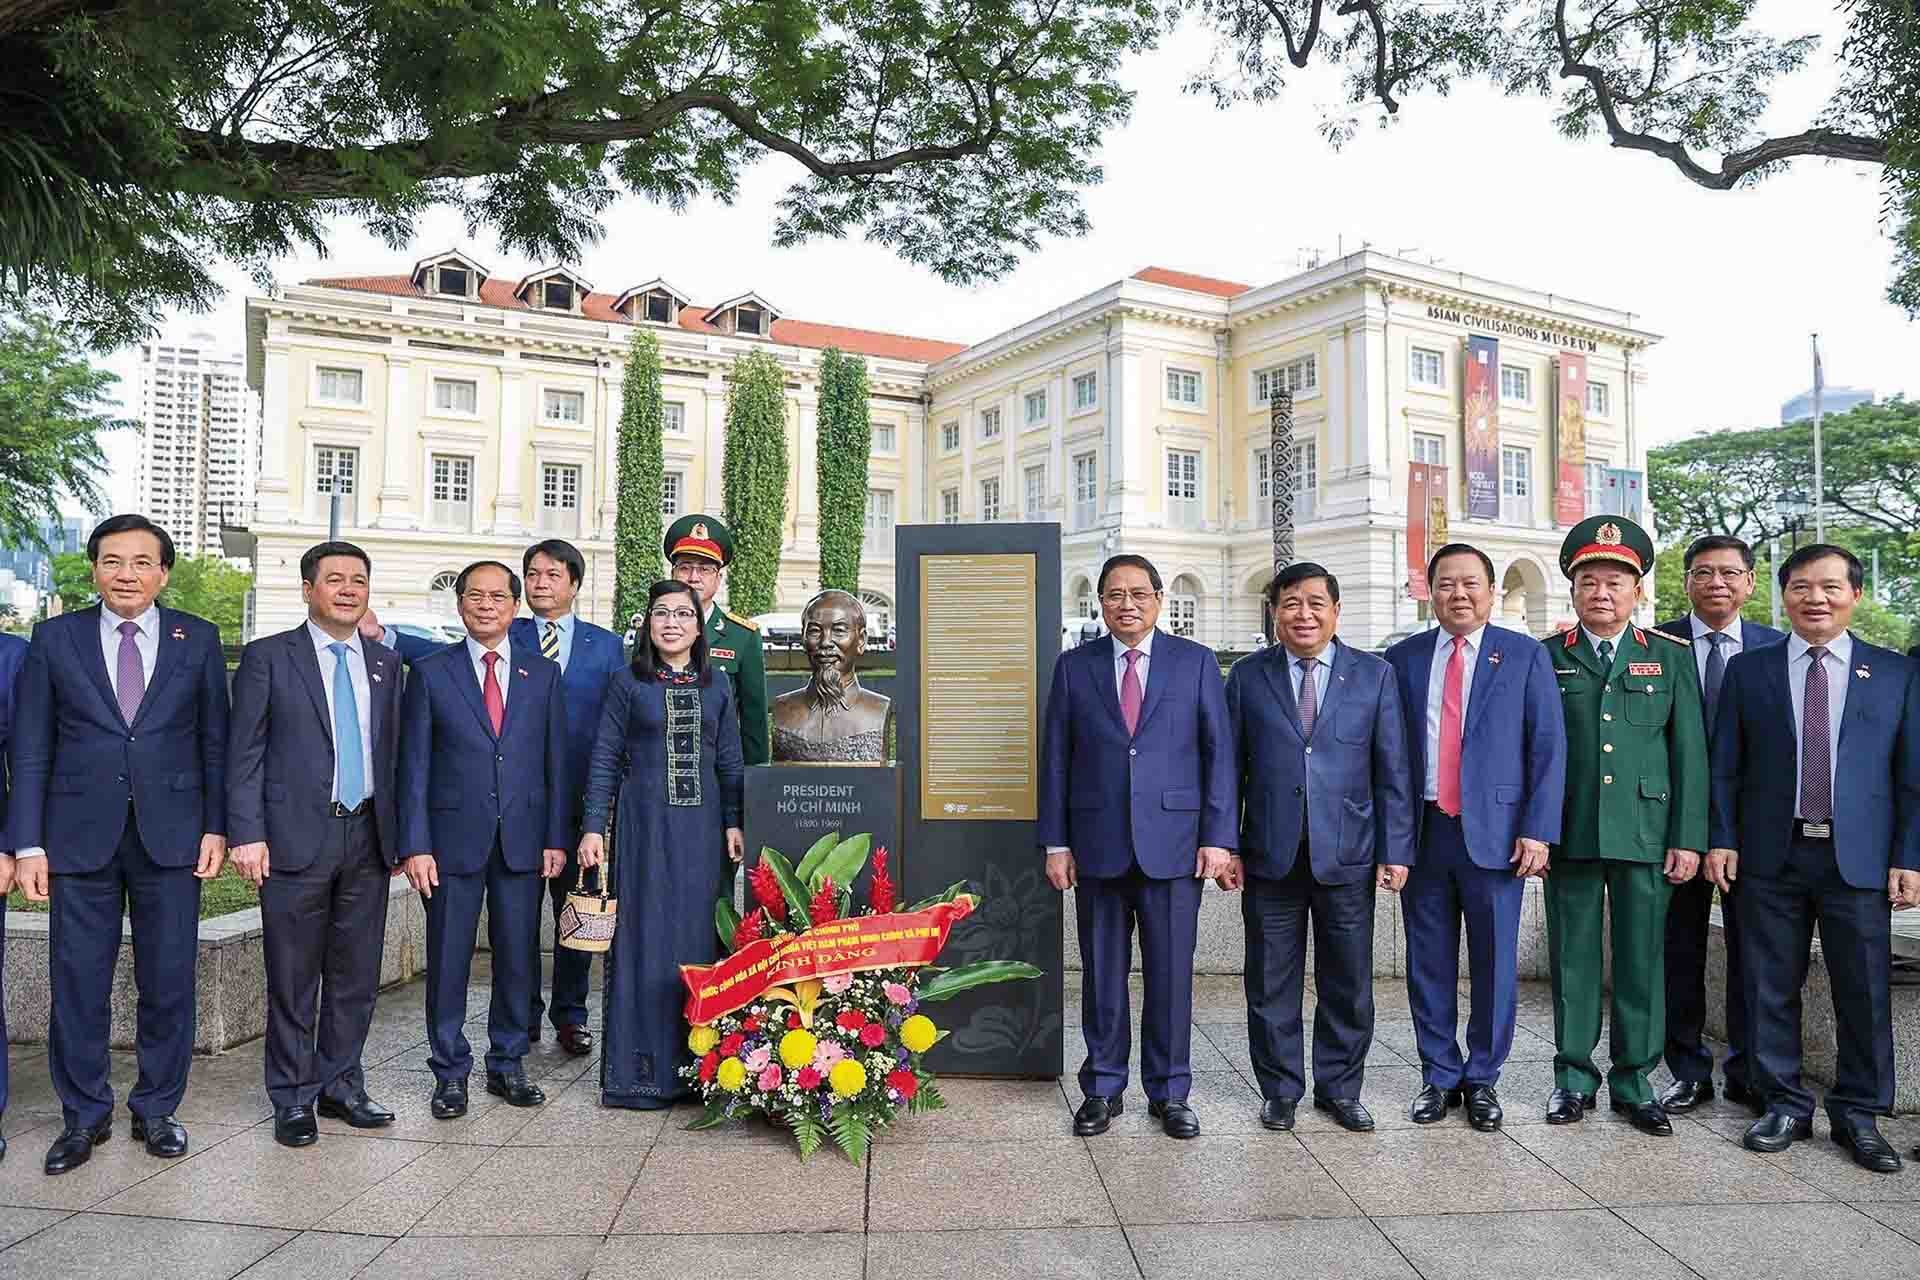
[541,620,561,664]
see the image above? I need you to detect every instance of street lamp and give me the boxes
[1769,491,1812,631]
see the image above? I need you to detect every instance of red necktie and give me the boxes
[1437,634,1466,816]
[482,651,505,736]
[1120,648,1144,736]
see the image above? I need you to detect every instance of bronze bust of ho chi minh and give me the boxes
[770,589,891,763]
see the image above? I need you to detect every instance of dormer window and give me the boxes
[514,265,592,315]
[701,292,783,339]
[436,266,469,297]
[410,249,490,298]
[735,304,765,336]
[542,280,574,311]
[645,291,675,324]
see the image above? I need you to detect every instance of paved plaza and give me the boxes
[0,968,1916,1279]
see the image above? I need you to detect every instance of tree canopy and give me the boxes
[1187,1,1920,311]
[2,0,1158,347]
[0,298,127,552]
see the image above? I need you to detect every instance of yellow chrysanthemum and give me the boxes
[687,1025,720,1055]
[828,1059,867,1099]
[779,1029,818,1070]
[716,1056,747,1092]
[899,1014,938,1055]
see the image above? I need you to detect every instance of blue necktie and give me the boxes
[329,642,367,809]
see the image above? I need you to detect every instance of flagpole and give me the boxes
[1812,333,1825,542]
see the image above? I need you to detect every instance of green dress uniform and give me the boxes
[1548,517,1710,1107]
[664,513,770,766]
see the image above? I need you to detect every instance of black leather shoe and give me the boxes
[1465,1085,1504,1132]
[1148,1099,1200,1139]
[555,1024,593,1056]
[1260,1098,1297,1131]
[485,1069,546,1108]
[1611,1099,1673,1136]
[430,1076,470,1120]
[273,1105,318,1148]
[1657,1079,1714,1112]
[1314,1097,1375,1132]
[1409,1084,1460,1125]
[1724,1079,1766,1116]
[1545,1088,1594,1124]
[317,1092,395,1129]
[1833,1119,1903,1174]
[1072,1095,1122,1136]
[130,1113,189,1157]
[42,1121,111,1175]
[1743,1110,1813,1153]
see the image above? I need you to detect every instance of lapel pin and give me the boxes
[170,626,186,640]
[371,672,383,682]
[1487,652,1503,666]
[1856,666,1871,680]
[517,668,529,678]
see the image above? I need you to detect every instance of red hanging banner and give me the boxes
[1556,353,1589,527]
[1407,463,1450,602]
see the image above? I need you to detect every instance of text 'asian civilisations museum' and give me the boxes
[240,250,1657,647]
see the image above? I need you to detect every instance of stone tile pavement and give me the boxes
[0,968,1916,1279]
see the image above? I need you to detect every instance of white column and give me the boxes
[1325,325,1350,478]
[1050,370,1067,522]
[598,365,622,538]
[904,402,926,525]
[704,389,726,509]
[1001,390,1016,523]
[494,364,525,536]
[960,397,976,516]
[1355,315,1391,507]
[255,340,291,524]
[375,356,416,528]
[794,392,819,552]
[1111,344,1146,520]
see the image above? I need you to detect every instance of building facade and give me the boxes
[1780,385,1874,424]
[243,251,1657,646]
[135,334,260,561]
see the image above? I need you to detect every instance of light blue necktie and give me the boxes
[329,642,367,809]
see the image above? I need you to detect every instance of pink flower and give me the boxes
[859,1023,887,1048]
[883,981,911,1005]
[744,1045,772,1072]
[812,1040,848,1070]
[822,973,854,995]
[757,1064,783,1092]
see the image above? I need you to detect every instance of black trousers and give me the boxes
[1663,872,1751,1087]
[1243,847,1376,1104]
[259,808,389,1109]
[1737,834,1894,1122]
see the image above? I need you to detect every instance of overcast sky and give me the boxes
[101,2,1911,511]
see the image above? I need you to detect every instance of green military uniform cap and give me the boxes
[1559,515,1655,580]
[665,512,736,567]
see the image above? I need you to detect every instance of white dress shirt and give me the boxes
[308,621,375,800]
[101,603,160,697]
[1786,630,1851,820]
[1424,625,1485,800]
[466,634,512,705]
[1687,614,1744,685]
[1112,629,1155,697]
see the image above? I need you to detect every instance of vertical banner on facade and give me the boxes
[1407,463,1450,602]
[1463,336,1500,519]
[1555,353,1588,527]
[1605,468,1644,522]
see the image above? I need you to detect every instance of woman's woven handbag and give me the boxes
[557,858,617,953]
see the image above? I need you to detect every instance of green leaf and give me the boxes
[827,1105,871,1165]
[787,1108,826,1160]
[686,1101,732,1131]
[915,962,1044,1003]
[813,832,871,894]
[794,831,841,886]
[714,898,741,951]
[757,846,813,927]
[907,1077,947,1116]
[903,880,971,913]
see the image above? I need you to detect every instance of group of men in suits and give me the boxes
[0,511,768,1174]
[1041,526,1918,1173]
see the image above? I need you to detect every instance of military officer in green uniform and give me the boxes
[1545,515,1708,1137]
[661,513,770,765]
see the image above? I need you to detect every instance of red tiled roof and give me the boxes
[1131,266,1252,298]
[304,274,967,363]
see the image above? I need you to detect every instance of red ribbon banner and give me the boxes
[681,898,976,1024]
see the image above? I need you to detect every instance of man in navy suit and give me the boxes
[1385,544,1565,1133]
[9,515,228,1174]
[398,560,569,1118]
[228,542,403,1147]
[1039,554,1235,1139]
[367,538,620,1056]
[0,626,27,1165]
[1709,543,1920,1174]
[1655,534,1783,1115]
[1222,562,1415,1133]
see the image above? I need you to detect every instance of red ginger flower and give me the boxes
[869,847,896,914]
[749,862,786,918]
[733,908,766,950]
[809,877,839,926]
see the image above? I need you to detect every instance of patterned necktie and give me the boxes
[541,620,561,664]
[482,651,505,736]
[1801,646,1832,822]
[1297,657,1318,736]
[328,642,367,809]
[1596,638,1614,671]
[1120,648,1144,736]
[115,619,145,725]
[1703,631,1729,726]
[1437,634,1467,815]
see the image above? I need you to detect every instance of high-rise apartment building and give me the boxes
[135,332,260,560]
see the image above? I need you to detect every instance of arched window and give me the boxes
[1167,574,1202,638]
[428,570,459,616]
[859,591,893,642]
[1069,575,1094,620]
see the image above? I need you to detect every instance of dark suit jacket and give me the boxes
[1710,633,1920,889]
[391,614,622,829]
[1656,614,1787,707]
[1226,637,1416,884]
[1036,630,1237,879]
[0,632,26,848]
[397,639,569,874]
[1384,624,1566,870]
[227,625,403,868]
[7,606,228,871]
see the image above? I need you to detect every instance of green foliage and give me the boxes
[0,301,127,549]
[49,551,94,611]
[905,1077,947,1117]
[903,879,972,913]
[794,831,842,886]
[787,1107,827,1161]
[812,833,872,896]
[1,0,1163,347]
[721,350,788,618]
[614,328,665,629]
[714,898,741,952]
[1186,2,1917,312]
[159,556,253,647]
[914,961,1044,1003]
[1653,535,1912,650]
[826,1102,871,1165]
[686,1100,732,1131]
[815,349,873,593]
[754,845,812,927]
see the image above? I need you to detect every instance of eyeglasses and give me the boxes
[1686,567,1752,583]
[1101,589,1161,607]
[648,608,700,623]
[672,561,721,579]
[96,557,161,574]
[461,590,513,606]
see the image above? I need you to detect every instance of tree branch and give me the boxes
[1338,0,1400,113]
[1257,0,1326,68]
